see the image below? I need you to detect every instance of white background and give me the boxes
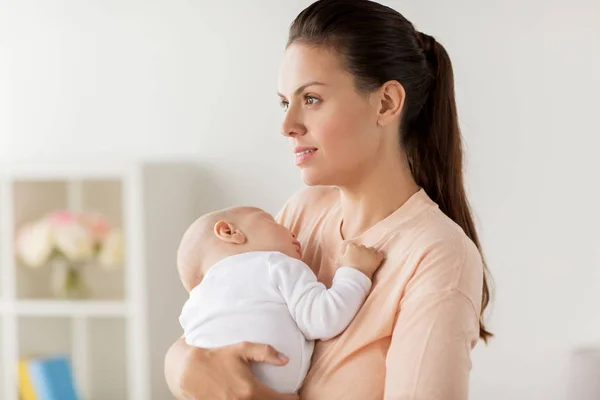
[1,1,599,399]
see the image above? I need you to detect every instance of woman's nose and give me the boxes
[281,107,306,138]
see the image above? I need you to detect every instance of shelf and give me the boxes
[0,160,198,399]
[0,159,136,180]
[0,300,128,317]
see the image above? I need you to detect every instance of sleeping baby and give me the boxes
[177,206,383,394]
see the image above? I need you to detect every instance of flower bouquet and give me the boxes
[15,210,124,299]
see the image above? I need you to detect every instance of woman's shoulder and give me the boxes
[275,185,340,229]
[420,206,480,261]
[391,198,484,306]
[383,189,480,260]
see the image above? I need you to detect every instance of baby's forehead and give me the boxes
[228,206,270,218]
[231,206,262,213]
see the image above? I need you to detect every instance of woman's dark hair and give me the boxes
[288,0,492,342]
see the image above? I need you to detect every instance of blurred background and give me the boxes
[0,0,599,399]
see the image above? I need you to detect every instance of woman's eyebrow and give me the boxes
[278,81,326,98]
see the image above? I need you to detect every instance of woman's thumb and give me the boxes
[237,342,289,366]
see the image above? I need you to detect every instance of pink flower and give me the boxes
[48,210,79,226]
[81,212,111,242]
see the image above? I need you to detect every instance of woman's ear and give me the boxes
[376,80,405,126]
[213,220,246,244]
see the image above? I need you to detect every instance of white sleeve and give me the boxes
[268,252,372,341]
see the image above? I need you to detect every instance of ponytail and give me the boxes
[405,32,492,342]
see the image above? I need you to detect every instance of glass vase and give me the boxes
[50,257,91,299]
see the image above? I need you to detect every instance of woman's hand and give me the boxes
[165,337,300,400]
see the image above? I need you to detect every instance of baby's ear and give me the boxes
[213,220,246,244]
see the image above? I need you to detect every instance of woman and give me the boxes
[165,0,491,399]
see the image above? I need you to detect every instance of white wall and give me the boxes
[1,1,599,399]
[0,0,313,213]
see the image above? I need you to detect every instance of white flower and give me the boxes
[16,210,123,270]
[53,220,95,262]
[98,228,124,269]
[16,220,53,268]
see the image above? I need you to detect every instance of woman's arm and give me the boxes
[384,291,479,400]
[164,337,190,398]
[164,337,300,400]
[384,240,483,400]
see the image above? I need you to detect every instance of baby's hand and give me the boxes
[340,243,385,280]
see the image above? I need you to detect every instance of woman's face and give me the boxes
[277,43,385,187]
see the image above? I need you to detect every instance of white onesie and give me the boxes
[179,250,372,394]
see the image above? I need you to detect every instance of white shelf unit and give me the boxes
[1,300,128,318]
[0,160,200,400]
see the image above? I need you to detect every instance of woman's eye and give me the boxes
[305,95,320,105]
[280,96,319,111]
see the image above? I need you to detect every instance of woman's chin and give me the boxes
[300,169,329,186]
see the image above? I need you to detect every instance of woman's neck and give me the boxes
[338,154,420,240]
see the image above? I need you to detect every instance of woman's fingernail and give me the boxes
[278,353,289,362]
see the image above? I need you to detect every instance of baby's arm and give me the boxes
[268,247,382,341]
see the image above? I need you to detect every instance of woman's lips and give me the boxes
[294,147,317,166]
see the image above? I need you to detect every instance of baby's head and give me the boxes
[177,206,302,291]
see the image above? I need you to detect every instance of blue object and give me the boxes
[28,355,80,400]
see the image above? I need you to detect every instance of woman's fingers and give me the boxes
[237,341,289,366]
[234,342,298,400]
